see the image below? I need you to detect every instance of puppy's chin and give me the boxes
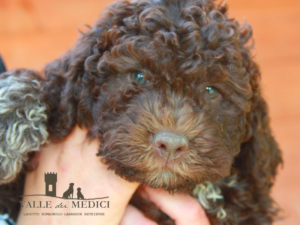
[109,159,231,193]
[100,146,232,192]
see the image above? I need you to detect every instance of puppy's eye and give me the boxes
[206,87,219,99]
[131,72,148,85]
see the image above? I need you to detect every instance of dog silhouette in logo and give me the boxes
[77,187,84,199]
[62,183,74,199]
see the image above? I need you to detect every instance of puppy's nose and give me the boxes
[154,131,188,160]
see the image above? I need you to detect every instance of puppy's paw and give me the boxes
[0,69,48,184]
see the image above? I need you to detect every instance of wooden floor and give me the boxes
[0,0,299,224]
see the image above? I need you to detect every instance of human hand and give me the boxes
[17,126,139,225]
[120,187,210,225]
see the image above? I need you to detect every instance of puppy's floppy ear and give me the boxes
[235,60,283,195]
[238,95,282,188]
[0,69,48,184]
[41,30,100,141]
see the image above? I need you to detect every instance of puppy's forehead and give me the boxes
[99,0,243,79]
[95,0,253,106]
[105,32,235,85]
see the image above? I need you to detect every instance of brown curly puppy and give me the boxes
[0,0,282,224]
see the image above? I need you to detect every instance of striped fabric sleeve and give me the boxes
[0,214,16,225]
[0,55,6,74]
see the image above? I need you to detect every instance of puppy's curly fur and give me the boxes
[0,70,48,183]
[0,0,282,224]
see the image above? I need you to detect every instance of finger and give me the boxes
[120,204,158,225]
[143,187,210,225]
[64,125,89,147]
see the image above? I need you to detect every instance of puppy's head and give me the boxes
[55,0,280,193]
[77,0,254,192]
